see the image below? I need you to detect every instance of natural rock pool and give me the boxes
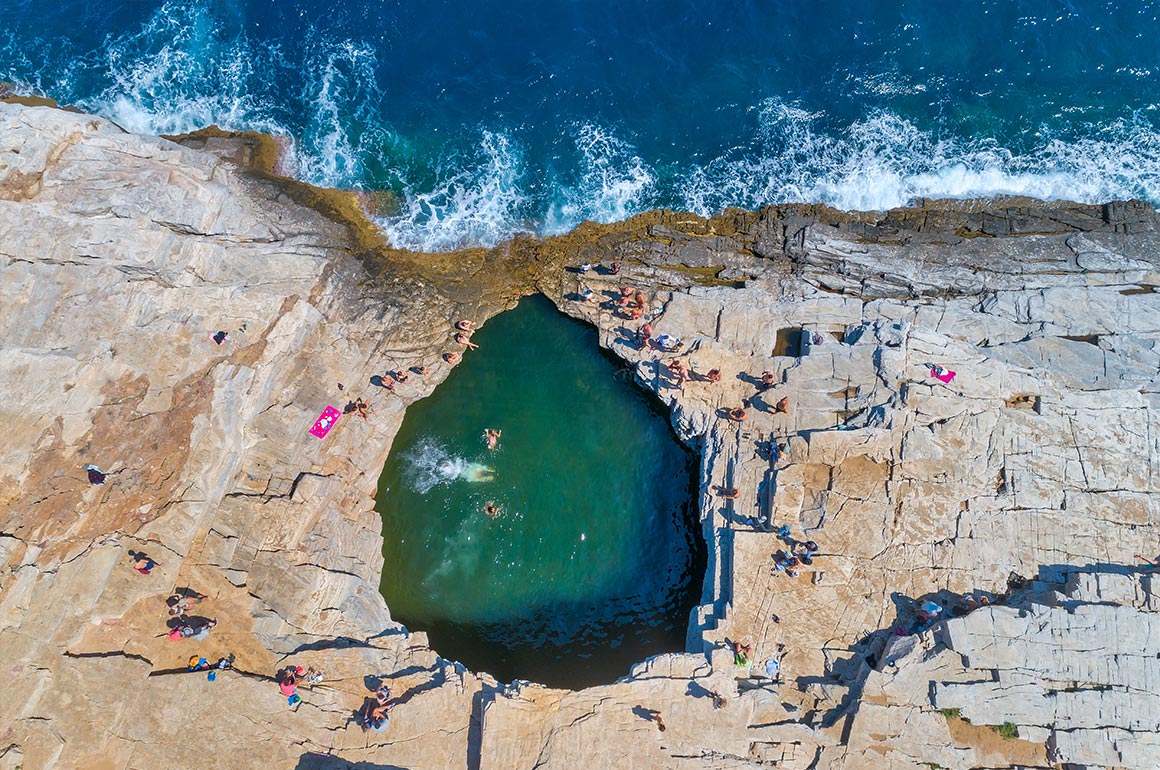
[377,295,704,687]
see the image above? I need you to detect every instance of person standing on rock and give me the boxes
[637,322,653,349]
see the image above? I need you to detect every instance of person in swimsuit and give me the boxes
[483,428,501,449]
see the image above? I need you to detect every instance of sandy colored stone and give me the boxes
[3,101,1160,770]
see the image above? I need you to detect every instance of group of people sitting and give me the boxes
[442,320,478,364]
[616,287,649,320]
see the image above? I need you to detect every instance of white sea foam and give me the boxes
[543,123,655,234]
[380,131,532,251]
[680,100,1160,215]
[403,438,494,494]
[61,0,383,191]
[9,2,1160,253]
[81,1,279,137]
[292,39,386,189]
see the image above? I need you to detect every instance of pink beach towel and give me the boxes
[309,406,341,439]
[929,365,957,384]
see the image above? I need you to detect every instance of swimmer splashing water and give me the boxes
[437,459,495,483]
[404,438,496,493]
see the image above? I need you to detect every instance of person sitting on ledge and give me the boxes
[354,398,372,419]
[717,486,740,500]
[455,319,476,332]
[454,332,479,349]
[444,352,461,364]
[733,640,752,667]
[636,322,653,347]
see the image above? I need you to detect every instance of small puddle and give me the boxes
[377,295,704,688]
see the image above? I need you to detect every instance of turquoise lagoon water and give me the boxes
[376,296,703,686]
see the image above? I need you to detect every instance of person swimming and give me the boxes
[483,428,501,450]
[464,463,495,482]
[435,458,495,483]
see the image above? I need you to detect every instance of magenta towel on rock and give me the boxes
[309,406,341,438]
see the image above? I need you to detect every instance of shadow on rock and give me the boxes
[294,753,407,770]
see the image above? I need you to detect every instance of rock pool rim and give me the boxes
[374,295,707,689]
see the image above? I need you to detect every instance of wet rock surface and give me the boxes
[2,102,1159,770]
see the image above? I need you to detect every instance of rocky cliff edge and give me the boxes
[2,102,1159,770]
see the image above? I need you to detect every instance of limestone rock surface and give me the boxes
[2,101,1160,770]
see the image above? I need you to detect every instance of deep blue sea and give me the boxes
[4,0,1159,251]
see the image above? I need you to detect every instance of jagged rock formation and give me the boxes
[844,568,1160,769]
[1,101,1159,770]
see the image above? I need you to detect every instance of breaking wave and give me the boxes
[3,1,1160,252]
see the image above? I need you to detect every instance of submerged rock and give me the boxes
[1,100,1159,770]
